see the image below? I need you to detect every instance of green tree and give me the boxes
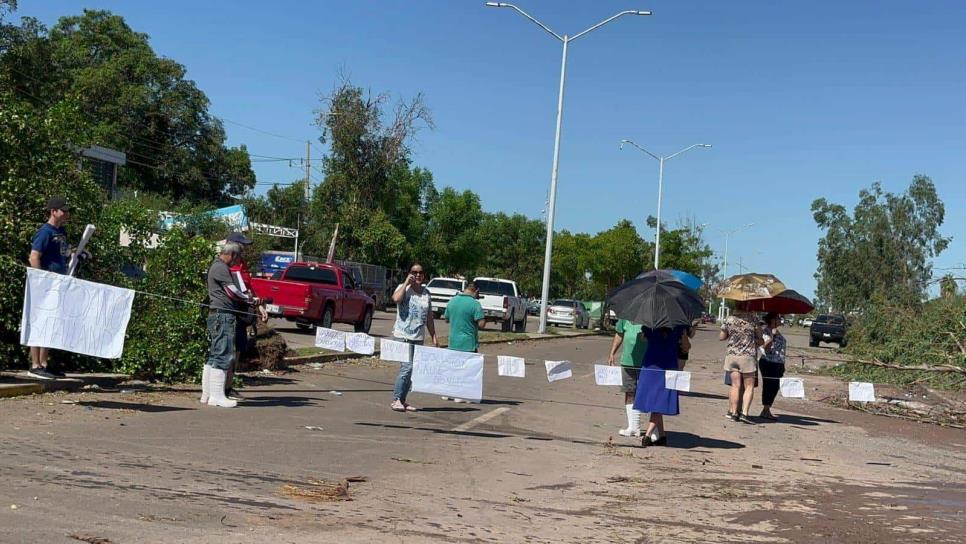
[812,176,950,311]
[476,212,545,296]
[551,230,595,299]
[421,188,484,275]
[939,274,959,300]
[588,219,648,298]
[1,8,254,203]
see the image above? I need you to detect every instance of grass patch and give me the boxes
[818,362,966,391]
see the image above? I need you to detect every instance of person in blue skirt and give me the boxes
[633,325,688,447]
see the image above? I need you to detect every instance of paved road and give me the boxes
[0,329,962,543]
[273,310,546,351]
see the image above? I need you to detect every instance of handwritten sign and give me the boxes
[545,360,572,382]
[411,345,484,402]
[779,377,805,399]
[664,370,692,392]
[346,332,375,355]
[848,382,876,403]
[497,355,526,378]
[20,268,134,359]
[314,327,345,352]
[380,338,412,363]
[594,364,622,386]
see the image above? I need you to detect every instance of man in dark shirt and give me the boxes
[26,197,72,380]
[202,242,247,408]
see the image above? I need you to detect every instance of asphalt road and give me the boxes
[0,329,962,543]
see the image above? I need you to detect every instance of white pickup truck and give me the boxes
[425,277,466,318]
[473,277,528,333]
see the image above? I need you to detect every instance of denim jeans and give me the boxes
[207,312,236,370]
[392,339,421,402]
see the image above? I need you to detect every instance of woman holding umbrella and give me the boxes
[759,312,787,420]
[607,271,705,447]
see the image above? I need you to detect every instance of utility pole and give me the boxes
[304,140,311,202]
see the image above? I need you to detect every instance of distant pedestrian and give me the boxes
[390,263,438,412]
[26,197,78,380]
[719,310,763,423]
[441,281,486,403]
[202,242,249,408]
[223,232,268,400]
[607,319,647,437]
[634,326,687,447]
[758,312,787,420]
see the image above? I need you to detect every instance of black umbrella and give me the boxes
[606,272,705,329]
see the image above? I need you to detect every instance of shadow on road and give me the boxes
[237,396,324,408]
[773,414,838,426]
[417,406,481,413]
[77,401,193,413]
[354,421,601,446]
[680,391,729,400]
[666,432,745,450]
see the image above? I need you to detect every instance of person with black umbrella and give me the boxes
[606,271,705,447]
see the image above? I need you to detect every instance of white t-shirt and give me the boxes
[392,284,432,341]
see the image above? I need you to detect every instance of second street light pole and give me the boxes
[619,140,711,269]
[487,3,651,333]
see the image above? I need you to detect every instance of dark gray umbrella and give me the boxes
[606,272,706,329]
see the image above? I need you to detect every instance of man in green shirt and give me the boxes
[607,319,647,437]
[442,282,486,402]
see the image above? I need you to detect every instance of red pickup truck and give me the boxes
[251,262,374,333]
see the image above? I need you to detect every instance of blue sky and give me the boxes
[16,0,965,298]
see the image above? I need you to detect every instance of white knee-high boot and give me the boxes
[200,365,211,404]
[207,368,237,408]
[619,404,642,437]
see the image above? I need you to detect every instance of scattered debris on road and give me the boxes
[279,479,353,502]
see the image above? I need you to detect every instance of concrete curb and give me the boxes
[283,329,604,366]
[0,383,43,399]
[0,372,131,399]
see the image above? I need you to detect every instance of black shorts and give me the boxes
[620,367,641,393]
[235,320,248,352]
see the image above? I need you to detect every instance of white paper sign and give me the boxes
[664,370,692,392]
[545,360,572,382]
[411,345,484,402]
[779,377,806,399]
[314,327,345,352]
[380,338,412,363]
[20,268,134,359]
[594,364,623,386]
[848,382,876,402]
[345,332,375,355]
[497,355,526,378]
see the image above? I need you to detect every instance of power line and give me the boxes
[217,116,306,144]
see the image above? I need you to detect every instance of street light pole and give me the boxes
[619,140,711,269]
[487,3,651,334]
[717,223,754,321]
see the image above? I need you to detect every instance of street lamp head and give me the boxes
[485,2,508,7]
[634,11,653,16]
[699,144,712,148]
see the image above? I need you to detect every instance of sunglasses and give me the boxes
[410,270,424,275]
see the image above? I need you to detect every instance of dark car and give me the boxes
[809,314,848,347]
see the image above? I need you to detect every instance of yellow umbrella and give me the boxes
[718,273,787,301]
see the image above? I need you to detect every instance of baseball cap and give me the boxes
[46,196,71,211]
[226,232,253,245]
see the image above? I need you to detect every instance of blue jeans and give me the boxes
[392,339,421,402]
[207,312,236,370]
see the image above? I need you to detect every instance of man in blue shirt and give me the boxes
[26,197,73,380]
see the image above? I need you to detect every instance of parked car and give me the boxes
[473,277,528,332]
[801,317,814,327]
[425,277,466,318]
[251,262,374,333]
[547,299,590,329]
[701,312,715,324]
[527,299,544,316]
[809,314,848,347]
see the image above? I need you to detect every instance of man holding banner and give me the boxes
[441,281,486,403]
[26,197,75,380]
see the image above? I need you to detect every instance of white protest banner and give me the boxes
[779,377,806,399]
[594,364,622,386]
[411,345,484,402]
[848,382,876,403]
[345,332,375,355]
[664,370,692,392]
[380,338,412,363]
[545,360,572,382]
[21,268,134,359]
[497,355,526,378]
[314,328,345,352]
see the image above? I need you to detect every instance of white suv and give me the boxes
[425,277,466,318]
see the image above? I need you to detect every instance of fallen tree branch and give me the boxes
[790,351,965,374]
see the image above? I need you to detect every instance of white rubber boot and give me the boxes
[199,365,211,404]
[619,404,642,437]
[207,368,237,408]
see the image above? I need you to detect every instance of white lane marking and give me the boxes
[452,407,511,432]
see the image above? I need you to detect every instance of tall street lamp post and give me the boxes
[487,2,651,334]
[717,223,755,321]
[619,140,711,269]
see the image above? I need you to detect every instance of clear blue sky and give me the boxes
[16,0,966,298]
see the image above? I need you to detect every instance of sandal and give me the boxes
[390,400,407,412]
[404,403,417,412]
